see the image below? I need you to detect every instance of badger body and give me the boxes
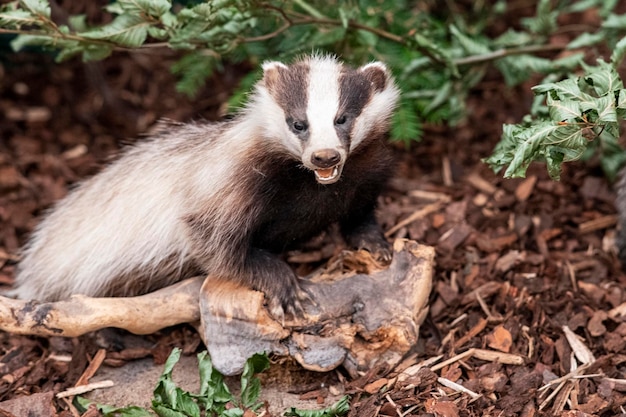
[12,55,400,314]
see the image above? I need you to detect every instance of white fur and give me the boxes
[302,56,346,170]
[351,62,400,151]
[12,123,257,300]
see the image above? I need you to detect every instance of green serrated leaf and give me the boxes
[503,122,578,178]
[449,24,490,55]
[81,44,114,61]
[114,0,171,17]
[567,32,604,49]
[240,353,269,410]
[594,94,618,122]
[547,95,581,122]
[0,9,39,28]
[19,0,49,18]
[80,14,149,47]
[582,60,623,97]
[611,35,626,66]
[493,29,533,47]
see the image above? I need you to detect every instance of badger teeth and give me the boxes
[314,165,342,184]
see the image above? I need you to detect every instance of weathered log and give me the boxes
[0,239,434,376]
[199,239,434,376]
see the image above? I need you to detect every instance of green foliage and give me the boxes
[485,54,626,181]
[75,349,273,417]
[2,0,626,173]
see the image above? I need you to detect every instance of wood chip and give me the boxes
[472,348,524,365]
[75,349,107,387]
[514,175,537,202]
[437,377,481,400]
[385,201,444,237]
[453,317,487,349]
[438,223,473,253]
[562,326,595,365]
[56,380,115,398]
[486,325,513,353]
[578,215,618,234]
[466,172,497,194]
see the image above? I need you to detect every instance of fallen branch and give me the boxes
[0,278,203,336]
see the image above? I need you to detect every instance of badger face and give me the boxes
[260,55,399,185]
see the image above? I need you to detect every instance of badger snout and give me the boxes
[310,148,344,185]
[311,149,341,168]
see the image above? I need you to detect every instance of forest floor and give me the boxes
[1,24,626,417]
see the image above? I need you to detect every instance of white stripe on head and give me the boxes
[302,55,346,168]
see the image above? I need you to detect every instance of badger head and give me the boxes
[257,55,400,185]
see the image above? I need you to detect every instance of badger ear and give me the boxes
[359,62,390,92]
[262,61,289,91]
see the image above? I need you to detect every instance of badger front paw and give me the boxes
[347,231,392,262]
[245,248,311,320]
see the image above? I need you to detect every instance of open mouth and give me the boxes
[314,164,343,184]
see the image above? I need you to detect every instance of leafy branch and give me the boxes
[485,41,626,181]
[2,0,626,157]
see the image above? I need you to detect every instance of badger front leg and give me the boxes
[241,247,310,318]
[186,217,307,318]
[340,205,392,262]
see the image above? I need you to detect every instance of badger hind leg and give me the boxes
[340,208,392,262]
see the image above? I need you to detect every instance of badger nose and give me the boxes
[311,149,341,168]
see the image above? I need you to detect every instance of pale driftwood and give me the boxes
[0,239,434,377]
[0,278,203,336]
[199,239,433,376]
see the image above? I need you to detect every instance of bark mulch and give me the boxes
[1,40,626,417]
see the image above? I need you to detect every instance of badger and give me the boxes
[11,54,400,316]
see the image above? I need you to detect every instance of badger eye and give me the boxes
[335,115,347,125]
[292,120,307,132]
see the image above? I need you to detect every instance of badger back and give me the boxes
[245,55,400,185]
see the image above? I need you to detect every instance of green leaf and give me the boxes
[547,95,581,122]
[582,60,623,97]
[240,353,269,410]
[105,0,171,17]
[567,32,604,49]
[594,94,618,122]
[533,78,594,106]
[284,395,350,417]
[80,14,149,47]
[611,35,626,66]
[19,0,49,18]
[391,101,423,144]
[502,122,581,178]
[171,53,217,98]
[74,396,153,417]
[602,13,626,30]
[0,8,40,28]
[493,29,534,47]
[449,24,490,55]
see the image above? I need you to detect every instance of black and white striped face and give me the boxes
[257,55,399,184]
